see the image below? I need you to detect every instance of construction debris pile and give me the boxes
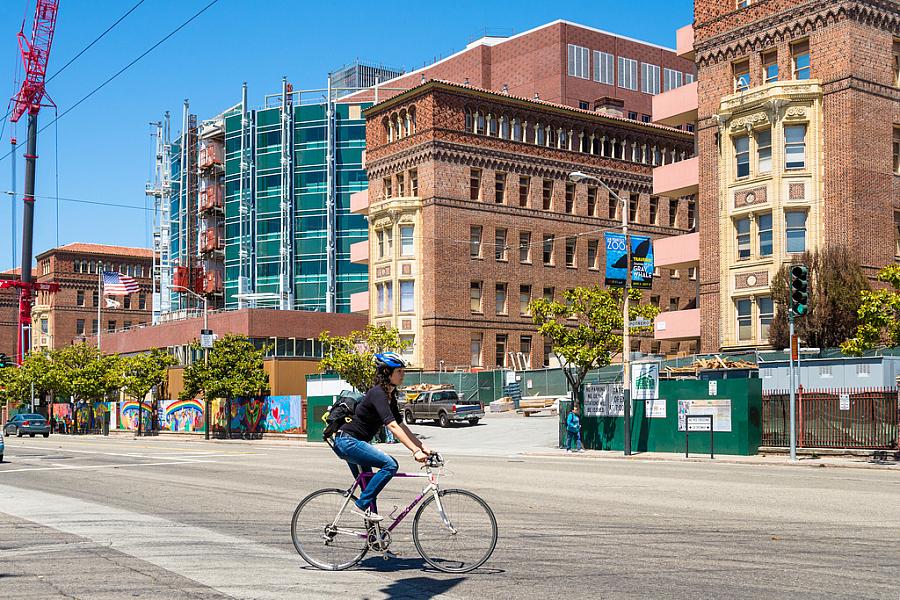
[663,356,758,378]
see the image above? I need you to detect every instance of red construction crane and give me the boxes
[0,0,61,364]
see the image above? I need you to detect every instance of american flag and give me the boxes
[102,271,139,296]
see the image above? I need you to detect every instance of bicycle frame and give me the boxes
[329,467,454,539]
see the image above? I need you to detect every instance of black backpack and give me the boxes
[322,394,360,441]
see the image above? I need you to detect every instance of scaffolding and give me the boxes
[146,114,172,325]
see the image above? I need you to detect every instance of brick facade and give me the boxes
[346,20,695,118]
[0,271,20,361]
[695,0,900,351]
[365,81,698,370]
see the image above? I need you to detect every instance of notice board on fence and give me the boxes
[677,399,732,432]
[583,383,632,417]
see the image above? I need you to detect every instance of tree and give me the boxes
[769,246,870,349]
[318,325,409,392]
[53,344,123,430]
[122,349,177,436]
[181,335,270,437]
[17,351,66,405]
[529,285,659,400]
[0,365,29,409]
[842,264,900,355]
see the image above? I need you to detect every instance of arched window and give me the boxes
[476,111,485,135]
[500,116,510,139]
[536,123,545,145]
[409,107,416,133]
[549,126,558,148]
[401,111,410,137]
[559,129,568,149]
[488,114,498,136]
[465,109,474,132]
[383,118,390,142]
[512,118,522,141]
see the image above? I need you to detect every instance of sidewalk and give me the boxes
[525,447,900,470]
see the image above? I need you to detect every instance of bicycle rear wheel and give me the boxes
[291,488,368,570]
[412,488,497,573]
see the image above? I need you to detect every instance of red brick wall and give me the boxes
[0,279,19,360]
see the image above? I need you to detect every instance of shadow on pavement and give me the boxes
[379,575,466,599]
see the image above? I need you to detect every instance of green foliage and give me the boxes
[17,351,66,400]
[181,334,270,400]
[52,344,124,403]
[530,285,659,393]
[770,247,870,350]
[318,325,409,392]
[842,265,900,355]
[122,349,177,402]
[0,365,29,408]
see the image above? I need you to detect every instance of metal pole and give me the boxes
[788,316,796,462]
[10,138,16,271]
[97,268,102,350]
[30,381,34,413]
[622,190,632,456]
[21,115,37,285]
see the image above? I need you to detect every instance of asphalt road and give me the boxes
[0,429,898,599]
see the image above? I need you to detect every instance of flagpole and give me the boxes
[97,268,102,350]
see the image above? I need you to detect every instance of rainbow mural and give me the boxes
[118,400,153,431]
[159,398,205,432]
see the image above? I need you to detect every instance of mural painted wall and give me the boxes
[158,398,205,432]
[226,396,304,435]
[118,400,153,431]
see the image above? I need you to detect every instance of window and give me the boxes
[736,299,752,341]
[758,213,773,257]
[400,334,415,359]
[542,235,555,266]
[685,72,696,84]
[594,50,614,84]
[894,39,900,87]
[758,296,774,340]
[650,295,660,307]
[688,267,697,280]
[76,290,85,306]
[895,212,900,257]
[543,287,554,302]
[669,297,680,311]
[736,217,751,259]
[894,128,900,175]
[385,282,393,313]
[565,237,577,268]
[376,284,385,315]
[734,60,750,92]
[542,180,553,210]
[495,172,506,203]
[470,281,483,313]
[400,281,415,312]
[496,283,508,315]
[397,173,405,196]
[609,194,619,219]
[641,63,661,95]
[786,211,807,253]
[649,196,659,225]
[76,319,85,336]
[470,225,483,258]
[641,114,651,123]
[377,230,385,259]
[688,200,696,230]
[737,0,751,8]
[519,176,530,207]
[543,339,554,367]
[520,336,532,361]
[734,135,750,178]
[410,169,418,196]
[476,112,485,134]
[124,320,132,330]
[587,240,599,270]
[587,187,598,216]
[495,228,508,261]
[383,177,392,199]
[488,114,498,136]
[792,40,810,80]
[519,231,532,263]
[400,225,414,256]
[565,183,575,214]
[92,290,99,306]
[618,57,638,91]
[536,124,545,145]
[762,51,778,83]
[495,334,508,368]
[628,193,638,223]
[39,318,48,335]
[500,117,510,139]
[513,119,523,141]
[471,334,483,367]
[628,111,638,121]
[470,168,482,200]
[138,293,146,310]
[567,44,590,79]
[108,320,116,333]
[520,285,532,316]
[385,229,393,256]
[663,68,684,91]
[91,319,98,335]
[784,125,807,169]
[757,128,772,173]
[578,100,589,110]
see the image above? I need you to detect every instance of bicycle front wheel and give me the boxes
[412,489,498,573]
[291,488,368,570]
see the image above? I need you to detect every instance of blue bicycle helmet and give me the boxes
[374,352,408,369]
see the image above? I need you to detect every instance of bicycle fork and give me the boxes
[431,486,458,535]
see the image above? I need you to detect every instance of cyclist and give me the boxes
[331,352,434,523]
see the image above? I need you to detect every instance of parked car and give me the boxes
[3,414,50,438]
[400,388,484,427]
[0,430,4,462]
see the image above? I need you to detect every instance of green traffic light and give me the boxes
[790,264,809,317]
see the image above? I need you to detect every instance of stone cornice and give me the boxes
[696,0,900,67]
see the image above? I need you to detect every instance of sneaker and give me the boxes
[353,508,384,522]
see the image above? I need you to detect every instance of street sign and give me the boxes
[839,393,850,411]
[791,335,799,362]
[200,329,214,349]
[628,317,651,328]
[685,415,714,458]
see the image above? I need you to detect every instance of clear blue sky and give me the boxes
[0,0,692,272]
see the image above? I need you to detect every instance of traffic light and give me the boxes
[790,265,809,317]
[0,353,12,368]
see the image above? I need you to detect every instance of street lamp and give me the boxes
[173,285,212,440]
[569,171,634,456]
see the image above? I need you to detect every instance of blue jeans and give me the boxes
[332,434,399,512]
[566,430,582,451]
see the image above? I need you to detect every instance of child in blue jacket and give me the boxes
[566,404,583,452]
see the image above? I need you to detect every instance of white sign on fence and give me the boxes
[686,415,713,431]
[839,393,850,411]
[708,380,718,396]
[631,363,660,401]
[678,399,732,432]
[645,398,667,418]
[583,383,631,417]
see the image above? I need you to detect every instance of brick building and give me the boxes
[352,80,698,370]
[0,269,21,361]
[28,244,154,351]
[347,19,696,120]
[652,0,900,352]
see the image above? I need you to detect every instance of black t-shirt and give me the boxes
[339,385,402,443]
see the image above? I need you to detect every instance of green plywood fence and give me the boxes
[573,378,762,455]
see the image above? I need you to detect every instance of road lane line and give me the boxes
[0,460,217,474]
[0,483,465,600]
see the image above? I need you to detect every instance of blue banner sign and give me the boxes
[604,232,654,289]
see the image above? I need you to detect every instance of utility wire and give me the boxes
[0,0,222,165]
[4,190,153,212]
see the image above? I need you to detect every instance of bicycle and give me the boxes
[291,452,497,573]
